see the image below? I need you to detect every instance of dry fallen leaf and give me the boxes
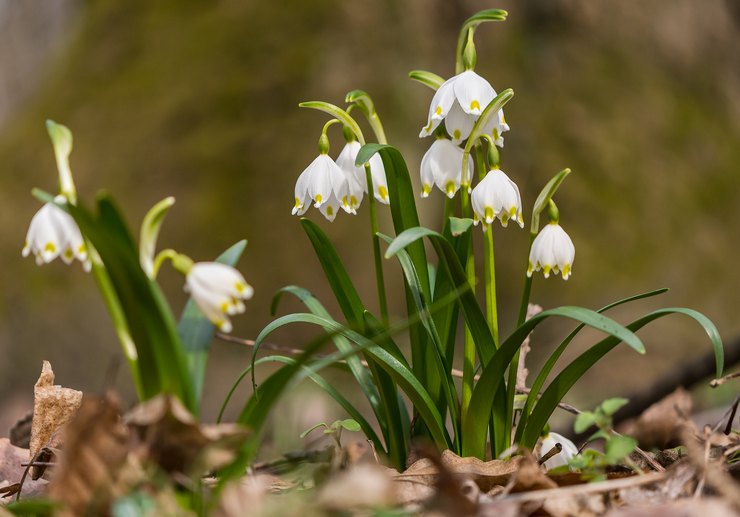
[620,388,692,449]
[508,454,557,493]
[9,411,33,450]
[605,497,738,517]
[124,395,249,476]
[47,393,129,516]
[317,463,395,511]
[0,438,47,499]
[29,361,83,460]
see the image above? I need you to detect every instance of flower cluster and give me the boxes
[292,140,388,222]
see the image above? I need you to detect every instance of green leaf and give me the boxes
[601,397,629,416]
[574,412,596,434]
[338,419,362,432]
[462,306,643,459]
[301,219,366,328]
[450,217,474,236]
[521,307,724,449]
[299,101,365,144]
[139,196,176,277]
[514,288,668,445]
[531,168,571,234]
[69,195,195,411]
[248,312,451,449]
[178,240,247,405]
[408,70,445,90]
[605,435,637,463]
[461,89,514,184]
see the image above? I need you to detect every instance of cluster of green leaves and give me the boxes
[566,398,639,480]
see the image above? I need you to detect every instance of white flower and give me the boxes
[22,196,90,271]
[419,70,509,146]
[528,223,575,280]
[185,262,253,333]
[471,167,523,228]
[538,432,579,471]
[335,141,390,205]
[292,154,350,221]
[419,139,473,198]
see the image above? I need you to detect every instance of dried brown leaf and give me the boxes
[620,388,692,449]
[124,395,249,475]
[9,411,33,449]
[47,393,129,516]
[605,497,738,517]
[508,454,557,493]
[29,361,83,459]
[0,438,47,499]
[317,463,395,511]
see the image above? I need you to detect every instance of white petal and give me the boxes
[420,77,456,137]
[317,192,342,221]
[368,154,389,204]
[540,432,579,470]
[453,70,495,116]
[444,101,476,144]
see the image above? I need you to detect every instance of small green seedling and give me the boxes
[300,419,362,449]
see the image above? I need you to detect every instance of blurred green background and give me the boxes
[1,0,738,433]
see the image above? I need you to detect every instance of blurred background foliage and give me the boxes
[1,0,739,432]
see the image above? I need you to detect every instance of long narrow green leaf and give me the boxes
[462,306,644,458]
[387,227,497,365]
[513,288,668,444]
[178,240,247,405]
[300,219,366,328]
[520,307,724,449]
[408,70,445,90]
[250,312,451,448]
[379,233,461,451]
[69,195,195,411]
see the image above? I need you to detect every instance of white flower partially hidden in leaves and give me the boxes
[293,154,350,222]
[528,223,575,280]
[471,167,523,228]
[185,262,253,333]
[419,70,509,146]
[335,141,390,206]
[539,432,579,471]
[420,138,473,198]
[22,196,90,271]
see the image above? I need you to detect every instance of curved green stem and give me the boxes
[506,232,536,447]
[474,145,498,346]
[460,187,476,418]
[366,164,389,325]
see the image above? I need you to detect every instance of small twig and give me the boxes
[515,387,581,415]
[495,472,665,504]
[537,444,562,466]
[710,371,740,387]
[723,394,740,435]
[19,461,56,468]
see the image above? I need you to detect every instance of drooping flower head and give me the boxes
[292,125,354,222]
[528,222,575,280]
[419,71,509,146]
[471,167,523,228]
[538,432,579,471]
[22,196,90,271]
[419,138,473,199]
[185,262,253,333]
[335,140,389,206]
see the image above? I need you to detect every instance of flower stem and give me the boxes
[474,145,499,347]
[505,232,536,448]
[365,163,389,325]
[460,187,476,419]
[89,247,144,400]
[367,112,387,145]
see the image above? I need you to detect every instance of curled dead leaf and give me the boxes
[47,393,128,516]
[29,361,83,460]
[619,388,692,449]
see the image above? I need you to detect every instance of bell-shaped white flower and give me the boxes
[471,167,523,228]
[528,222,575,280]
[292,154,350,221]
[22,196,90,271]
[419,70,509,146]
[538,432,579,471]
[185,262,253,333]
[419,139,473,198]
[335,140,390,205]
